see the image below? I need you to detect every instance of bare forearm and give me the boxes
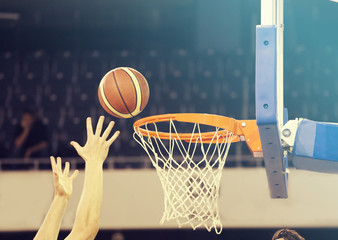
[27,141,48,154]
[66,116,119,240]
[77,162,103,224]
[34,195,69,240]
[68,162,103,237]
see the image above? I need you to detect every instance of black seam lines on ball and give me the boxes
[113,69,133,117]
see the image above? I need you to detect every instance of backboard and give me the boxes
[255,0,288,198]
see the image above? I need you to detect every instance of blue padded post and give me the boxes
[256,26,288,198]
[293,119,338,173]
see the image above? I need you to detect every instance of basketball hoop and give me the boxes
[133,113,262,234]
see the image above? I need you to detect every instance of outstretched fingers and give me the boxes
[107,130,120,146]
[95,116,105,136]
[50,156,55,169]
[86,117,94,139]
[102,121,115,140]
[63,162,70,176]
[56,157,62,174]
[50,156,58,174]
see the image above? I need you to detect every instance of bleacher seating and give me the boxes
[0,44,337,169]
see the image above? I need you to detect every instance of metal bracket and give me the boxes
[281,118,303,149]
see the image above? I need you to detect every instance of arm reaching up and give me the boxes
[65,116,120,240]
[34,157,79,240]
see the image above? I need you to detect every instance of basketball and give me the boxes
[98,67,150,118]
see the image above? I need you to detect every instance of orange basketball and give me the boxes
[98,67,150,118]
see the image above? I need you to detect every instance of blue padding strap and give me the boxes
[293,119,316,157]
[314,122,338,160]
[293,119,338,173]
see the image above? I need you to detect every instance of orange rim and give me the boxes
[133,113,244,142]
[133,113,263,156]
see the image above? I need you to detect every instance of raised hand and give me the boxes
[70,116,120,163]
[50,156,79,199]
[34,157,79,240]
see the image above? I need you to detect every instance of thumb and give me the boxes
[70,141,83,156]
[71,170,79,180]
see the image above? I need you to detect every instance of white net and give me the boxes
[133,119,235,234]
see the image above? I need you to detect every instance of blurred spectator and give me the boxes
[111,232,125,240]
[272,229,305,240]
[11,109,49,160]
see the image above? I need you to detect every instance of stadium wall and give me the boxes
[1,168,338,231]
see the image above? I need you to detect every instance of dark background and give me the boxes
[0,0,337,159]
[0,0,338,239]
